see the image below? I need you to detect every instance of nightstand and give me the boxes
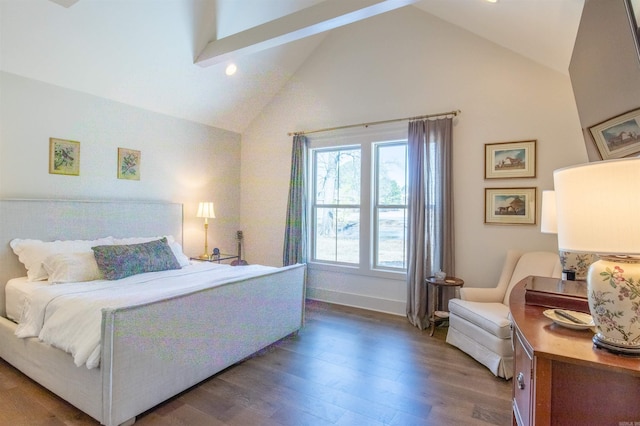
[190,254,238,264]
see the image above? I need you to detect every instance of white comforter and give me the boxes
[15,262,277,369]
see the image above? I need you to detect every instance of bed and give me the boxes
[0,199,306,426]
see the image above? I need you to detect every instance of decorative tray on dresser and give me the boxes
[523,275,589,313]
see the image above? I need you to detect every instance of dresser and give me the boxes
[509,276,640,426]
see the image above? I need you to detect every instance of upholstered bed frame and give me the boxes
[0,199,306,426]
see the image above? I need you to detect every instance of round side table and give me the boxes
[425,276,464,336]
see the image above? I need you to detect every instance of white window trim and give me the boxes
[306,123,408,280]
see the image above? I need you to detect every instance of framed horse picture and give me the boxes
[484,140,536,179]
[484,187,537,225]
[589,108,640,160]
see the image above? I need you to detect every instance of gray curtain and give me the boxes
[283,134,308,266]
[406,118,454,329]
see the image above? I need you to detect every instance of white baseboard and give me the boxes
[306,287,405,316]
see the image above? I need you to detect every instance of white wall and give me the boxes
[0,71,242,257]
[240,8,588,314]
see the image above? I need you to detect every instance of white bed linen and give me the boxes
[15,262,277,369]
[5,277,49,322]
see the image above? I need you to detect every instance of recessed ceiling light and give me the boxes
[485,0,498,3]
[225,64,237,76]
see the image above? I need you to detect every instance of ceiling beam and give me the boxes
[195,0,420,67]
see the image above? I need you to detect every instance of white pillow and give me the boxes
[169,241,190,267]
[10,237,114,281]
[43,252,103,284]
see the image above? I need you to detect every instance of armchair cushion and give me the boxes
[458,287,505,303]
[448,299,511,339]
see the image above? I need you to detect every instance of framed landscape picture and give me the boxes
[117,148,141,180]
[485,140,536,179]
[589,108,640,160]
[484,187,536,225]
[49,138,80,176]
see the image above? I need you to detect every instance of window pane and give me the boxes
[315,149,361,205]
[376,207,407,268]
[315,207,336,261]
[314,207,360,263]
[375,142,408,270]
[336,208,360,263]
[336,150,361,204]
[377,144,407,205]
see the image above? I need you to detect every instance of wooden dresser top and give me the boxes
[510,276,640,376]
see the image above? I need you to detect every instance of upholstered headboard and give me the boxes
[0,199,183,317]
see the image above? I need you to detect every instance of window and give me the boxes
[310,136,408,273]
[311,147,361,264]
[374,143,408,270]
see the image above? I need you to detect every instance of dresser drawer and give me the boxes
[512,328,532,426]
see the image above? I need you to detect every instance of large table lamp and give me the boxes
[196,202,215,260]
[554,158,640,354]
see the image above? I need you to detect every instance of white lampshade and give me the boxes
[539,190,557,234]
[196,202,216,219]
[554,158,640,255]
[554,158,640,354]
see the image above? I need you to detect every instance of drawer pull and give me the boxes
[516,372,525,390]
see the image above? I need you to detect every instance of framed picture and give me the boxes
[589,108,640,160]
[49,138,80,176]
[485,140,536,179]
[117,148,141,180]
[484,187,537,225]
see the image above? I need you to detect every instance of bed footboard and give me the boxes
[0,316,104,420]
[100,263,306,426]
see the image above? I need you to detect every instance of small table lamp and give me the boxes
[540,190,596,280]
[539,190,558,234]
[554,158,640,355]
[196,202,215,260]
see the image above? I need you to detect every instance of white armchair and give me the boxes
[446,250,562,379]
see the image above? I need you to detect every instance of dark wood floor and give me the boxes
[0,300,511,425]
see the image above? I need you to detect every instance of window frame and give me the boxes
[306,125,408,280]
[310,145,362,266]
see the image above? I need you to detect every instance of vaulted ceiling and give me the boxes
[0,0,584,133]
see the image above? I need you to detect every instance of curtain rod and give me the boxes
[287,109,460,136]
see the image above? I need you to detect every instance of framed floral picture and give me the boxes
[589,108,640,160]
[117,148,141,180]
[484,187,537,225]
[484,140,536,179]
[49,138,80,176]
